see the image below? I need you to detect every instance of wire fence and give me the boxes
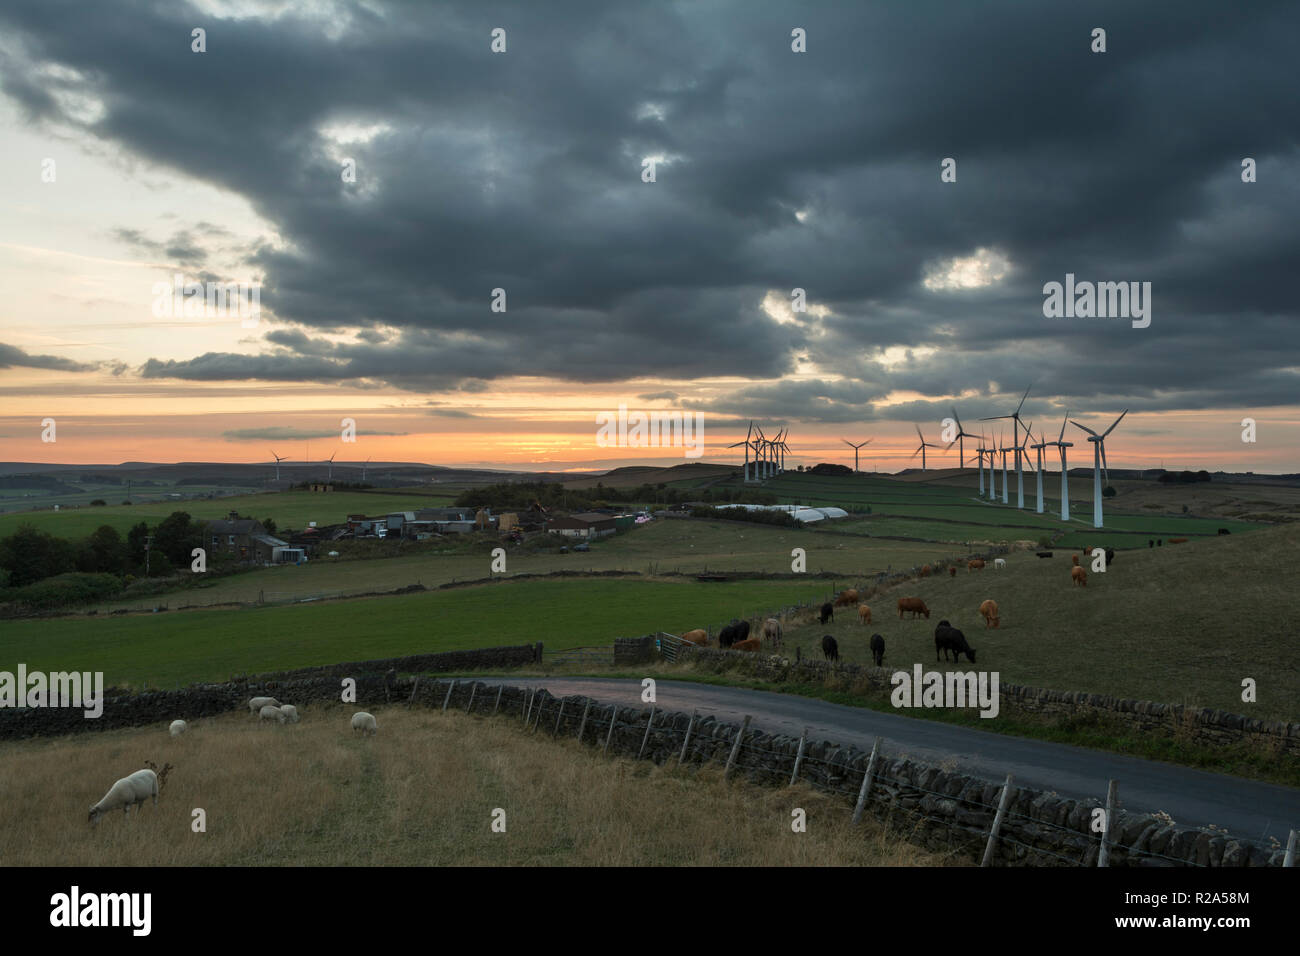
[417,677,1288,868]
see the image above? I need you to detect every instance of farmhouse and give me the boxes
[547,512,618,539]
[206,512,293,564]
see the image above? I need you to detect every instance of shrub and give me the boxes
[0,572,123,610]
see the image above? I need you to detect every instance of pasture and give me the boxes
[0,706,949,866]
[745,524,1300,722]
[0,488,461,538]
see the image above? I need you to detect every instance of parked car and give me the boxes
[574,541,590,552]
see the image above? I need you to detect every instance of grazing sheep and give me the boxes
[168,719,187,737]
[869,633,885,667]
[1071,566,1087,587]
[351,712,378,736]
[949,566,957,578]
[858,604,872,625]
[259,704,286,724]
[920,564,931,577]
[934,623,976,664]
[279,705,300,723]
[821,634,839,662]
[967,559,985,571]
[248,696,280,715]
[680,628,708,646]
[731,638,762,652]
[978,599,1000,629]
[993,558,1006,570]
[88,769,158,826]
[819,602,834,625]
[897,597,930,619]
[762,618,783,647]
[834,588,860,607]
[1036,551,1053,558]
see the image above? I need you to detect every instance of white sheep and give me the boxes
[278,704,300,723]
[88,769,158,826]
[351,712,377,736]
[169,719,187,737]
[248,696,280,714]
[259,704,286,724]
[994,558,1007,569]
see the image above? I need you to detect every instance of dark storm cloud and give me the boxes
[2,0,1298,418]
[0,342,98,372]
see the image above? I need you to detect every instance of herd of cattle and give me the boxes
[675,541,1138,668]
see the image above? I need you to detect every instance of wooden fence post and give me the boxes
[523,687,535,723]
[492,684,503,716]
[532,695,546,732]
[441,679,456,713]
[465,683,477,713]
[405,676,420,709]
[851,737,882,824]
[790,727,809,785]
[678,710,697,766]
[723,715,752,781]
[1285,829,1297,868]
[637,705,657,759]
[981,774,1016,867]
[603,704,618,755]
[553,699,565,736]
[1098,779,1118,868]
[576,699,592,742]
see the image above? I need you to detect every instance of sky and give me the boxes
[1,0,1298,473]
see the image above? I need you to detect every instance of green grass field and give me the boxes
[1,578,835,687]
[0,489,460,538]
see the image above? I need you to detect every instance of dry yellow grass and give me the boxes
[0,705,960,866]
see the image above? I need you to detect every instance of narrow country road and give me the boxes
[484,676,1299,843]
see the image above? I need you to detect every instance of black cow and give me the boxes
[821,634,839,662]
[718,621,741,648]
[1218,528,1231,535]
[819,602,834,625]
[869,633,885,667]
[1149,539,1154,548]
[934,623,976,664]
[1105,547,1115,566]
[1157,539,1162,547]
[1036,551,1053,558]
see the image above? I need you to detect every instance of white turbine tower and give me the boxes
[1044,411,1074,521]
[1030,428,1049,514]
[270,450,286,482]
[998,431,1011,504]
[1070,409,1128,529]
[362,456,371,482]
[982,385,1032,509]
[973,434,987,496]
[326,451,336,482]
[843,437,872,473]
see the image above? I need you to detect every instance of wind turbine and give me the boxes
[910,425,945,473]
[728,422,755,482]
[981,385,1032,509]
[1014,420,1036,506]
[950,407,980,469]
[998,431,1011,504]
[1029,428,1049,514]
[776,431,791,474]
[1070,409,1128,529]
[269,450,286,482]
[362,456,371,482]
[842,437,872,473]
[1044,411,1075,521]
[973,435,986,496]
[326,451,336,482]
[754,426,771,478]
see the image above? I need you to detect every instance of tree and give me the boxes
[126,521,150,569]
[154,511,203,566]
[262,517,277,534]
[1102,486,1117,498]
[0,525,76,587]
[81,525,127,574]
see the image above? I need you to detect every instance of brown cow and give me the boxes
[967,559,985,571]
[1169,537,1188,544]
[1071,553,1079,566]
[834,588,860,607]
[897,597,931,619]
[1071,566,1087,587]
[858,604,872,625]
[978,599,1000,628]
[920,564,931,577]
[949,566,957,578]
[731,638,762,652]
[680,629,708,646]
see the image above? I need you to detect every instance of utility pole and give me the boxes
[144,534,154,576]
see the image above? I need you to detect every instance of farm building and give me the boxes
[547,512,618,539]
[206,512,288,563]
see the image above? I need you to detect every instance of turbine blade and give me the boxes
[1058,411,1069,442]
[1069,419,1099,437]
[1103,408,1129,438]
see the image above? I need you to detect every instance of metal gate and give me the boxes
[657,632,687,662]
